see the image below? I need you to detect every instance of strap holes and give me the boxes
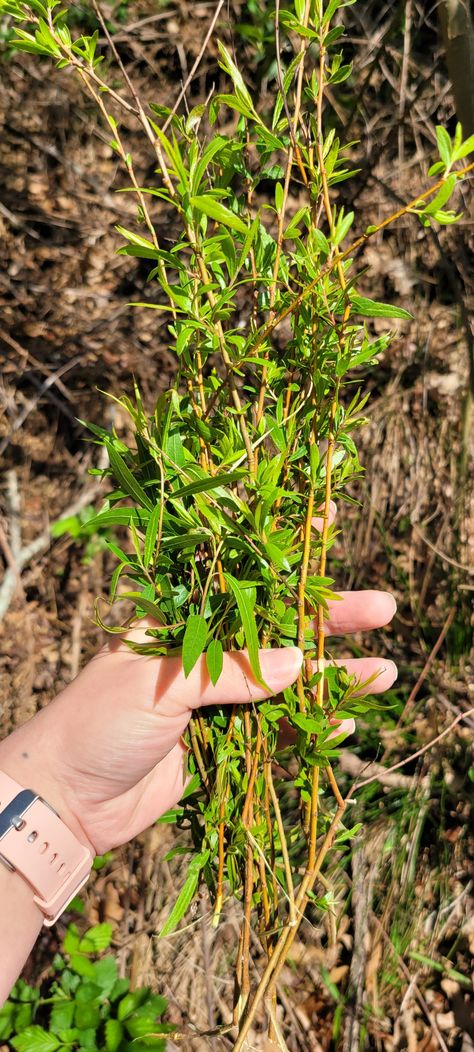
[39,842,49,854]
[57,862,65,873]
[50,853,58,865]
[27,831,38,843]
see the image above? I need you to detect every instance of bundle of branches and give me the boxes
[2,0,473,1042]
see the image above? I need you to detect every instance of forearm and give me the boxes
[0,865,43,1005]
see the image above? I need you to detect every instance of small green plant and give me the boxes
[1,0,472,1043]
[0,923,173,1051]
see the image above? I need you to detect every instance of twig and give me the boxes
[338,750,418,789]
[6,470,21,562]
[395,606,456,728]
[349,706,474,792]
[162,0,225,133]
[398,0,412,166]
[0,471,24,600]
[412,525,474,575]
[0,198,41,239]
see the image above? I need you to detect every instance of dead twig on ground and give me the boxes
[348,706,474,793]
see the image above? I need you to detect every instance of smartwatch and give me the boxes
[0,772,94,926]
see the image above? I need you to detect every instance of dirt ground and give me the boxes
[0,2,473,1049]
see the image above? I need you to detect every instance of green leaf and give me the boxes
[105,1019,123,1052]
[144,504,161,566]
[189,195,248,234]
[115,226,159,258]
[159,850,209,937]
[106,443,153,511]
[68,955,97,979]
[182,614,208,677]
[0,1001,14,1042]
[210,93,255,122]
[423,174,457,216]
[206,639,224,685]
[91,957,118,997]
[436,125,452,167]
[78,923,114,953]
[217,41,254,110]
[50,1001,75,1033]
[117,991,149,1022]
[453,132,474,160]
[173,468,247,500]
[85,507,149,530]
[223,573,267,688]
[64,924,80,954]
[75,1001,101,1030]
[350,295,413,320]
[120,593,167,625]
[124,1009,169,1040]
[428,160,445,177]
[11,1027,60,1052]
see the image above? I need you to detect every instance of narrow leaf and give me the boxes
[159,851,209,937]
[206,639,224,685]
[182,614,208,677]
[453,132,474,159]
[120,592,167,625]
[189,195,248,234]
[144,503,161,566]
[423,174,457,215]
[350,295,413,320]
[223,573,267,688]
[106,443,153,510]
[173,468,247,500]
[436,125,452,167]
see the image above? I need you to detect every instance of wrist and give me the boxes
[0,716,95,857]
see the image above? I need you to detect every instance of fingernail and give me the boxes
[329,500,337,515]
[384,659,398,682]
[260,647,303,691]
[386,592,397,616]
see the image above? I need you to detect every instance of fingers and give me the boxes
[322,590,397,636]
[328,717,356,741]
[155,646,304,713]
[312,499,337,533]
[313,657,398,695]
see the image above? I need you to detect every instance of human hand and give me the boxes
[0,510,397,855]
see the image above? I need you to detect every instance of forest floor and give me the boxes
[0,2,473,1049]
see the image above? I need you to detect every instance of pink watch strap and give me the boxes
[0,772,93,926]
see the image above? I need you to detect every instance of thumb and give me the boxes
[159,646,303,712]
